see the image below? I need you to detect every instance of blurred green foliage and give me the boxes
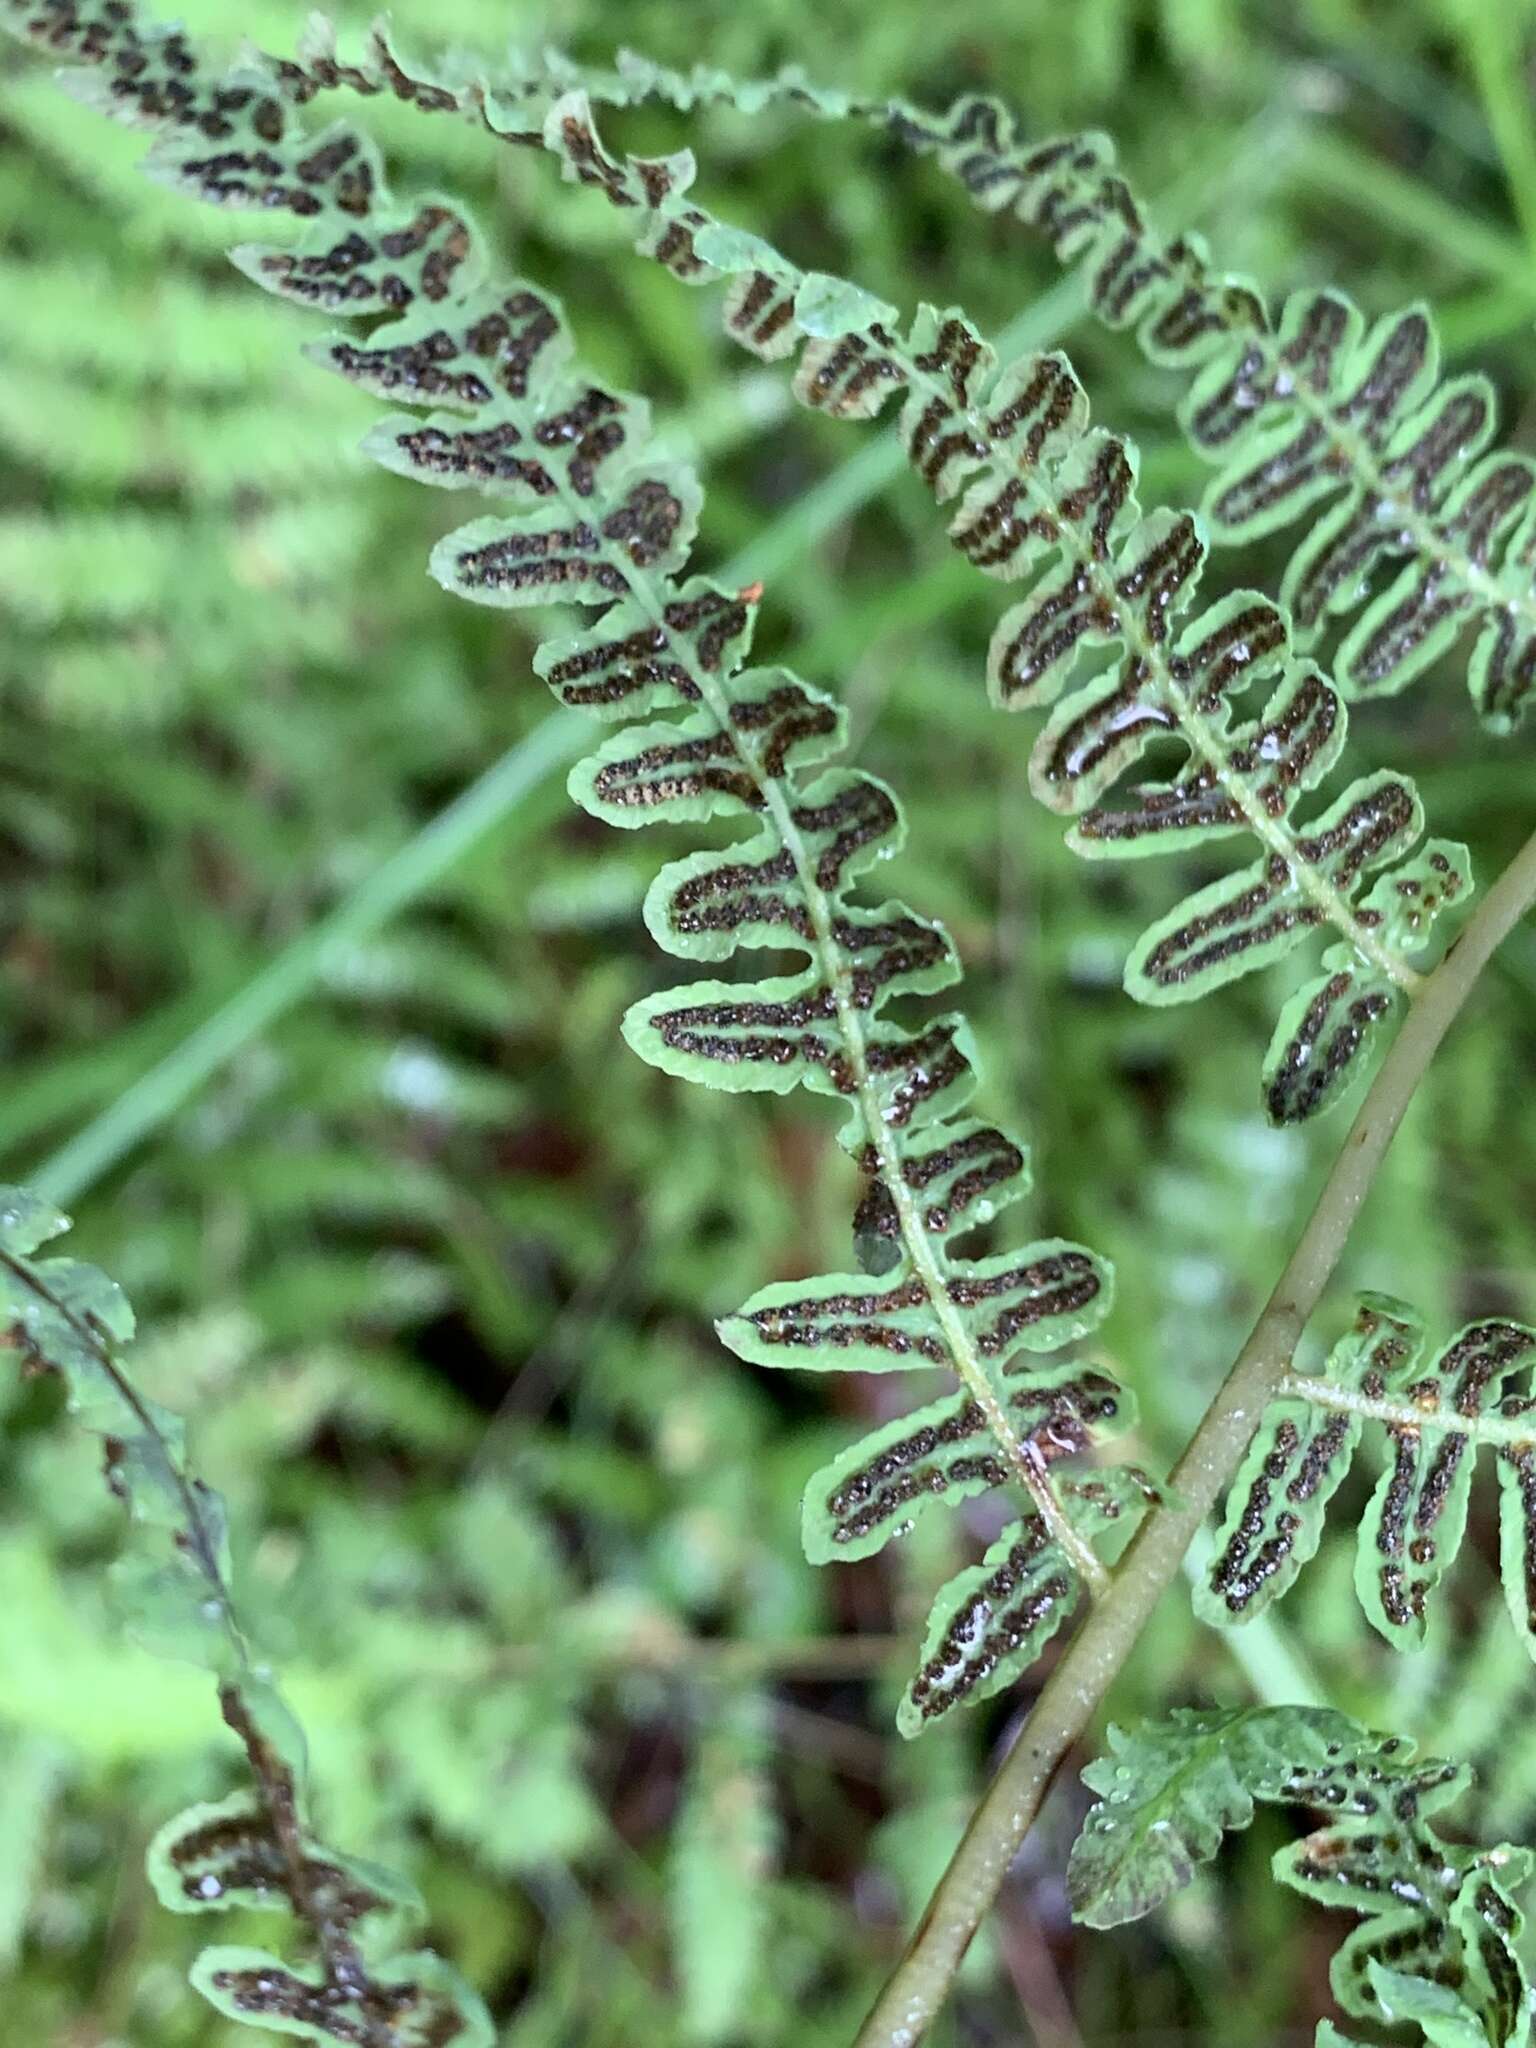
[4,0,1536,2042]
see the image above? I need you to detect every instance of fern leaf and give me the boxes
[147,1749,484,2048]
[387,58,1469,1123]
[20,5,1464,1122]
[800,1364,1135,1562]
[1355,1321,1536,1652]
[494,90,1452,1126]
[0,1187,491,2047]
[170,29,1536,745]
[1194,1295,1420,1627]
[1199,1293,1536,1664]
[1262,839,1471,1123]
[0,0,1155,1731]
[1068,1706,1532,2045]
[899,1465,1154,1736]
[889,98,1536,731]
[310,50,1484,1123]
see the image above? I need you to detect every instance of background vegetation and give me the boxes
[4,0,1536,2040]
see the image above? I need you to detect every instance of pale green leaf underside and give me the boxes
[799,1365,1137,1562]
[517,87,1466,1126]
[899,1466,1153,1738]
[1201,1293,1536,1665]
[1069,1706,1531,2046]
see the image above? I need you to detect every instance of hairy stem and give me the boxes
[1278,1371,1536,1446]
[854,818,1536,2048]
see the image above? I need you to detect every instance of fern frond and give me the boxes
[185,24,1471,1125]
[0,1186,491,2045]
[350,187,1141,1739]
[1067,1705,1531,2047]
[9,9,1464,1121]
[0,0,1159,1736]
[1196,1293,1536,1663]
[524,93,1477,1126]
[888,99,1536,732]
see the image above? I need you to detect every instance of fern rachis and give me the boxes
[1199,1294,1536,1653]
[394,66,1462,1120]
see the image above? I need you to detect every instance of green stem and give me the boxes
[853,818,1536,2048]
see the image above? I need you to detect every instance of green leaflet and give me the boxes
[1071,1706,1380,1928]
[1068,1707,1532,2047]
[724,1234,1109,1370]
[890,98,1536,731]
[6,0,1150,1734]
[0,1189,492,2047]
[1361,1974,1491,2048]
[807,1374,1148,1731]
[801,1364,1136,1562]
[1262,839,1471,1124]
[1200,1294,1536,1662]
[1356,1320,1536,1653]
[148,1749,487,2048]
[1120,770,1423,1010]
[898,1465,1154,1737]
[1196,1295,1415,1628]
